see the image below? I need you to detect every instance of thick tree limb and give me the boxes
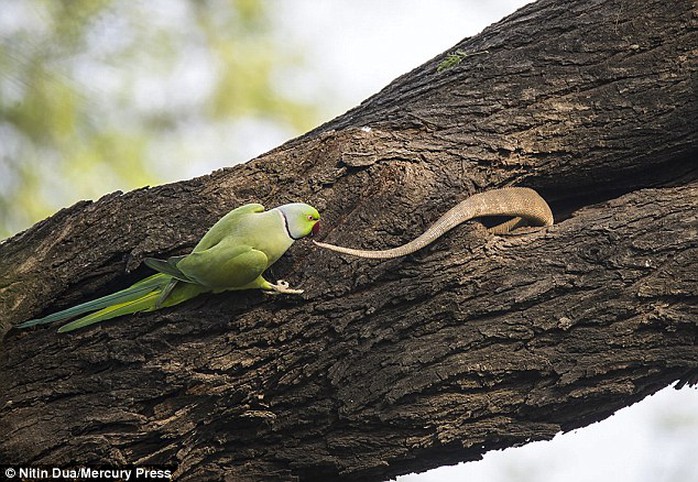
[1,0,696,480]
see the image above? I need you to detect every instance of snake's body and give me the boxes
[313,187,553,259]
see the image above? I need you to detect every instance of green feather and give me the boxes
[144,256,190,282]
[16,202,320,333]
[57,290,163,333]
[17,274,168,328]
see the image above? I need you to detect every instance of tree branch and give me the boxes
[1,0,696,480]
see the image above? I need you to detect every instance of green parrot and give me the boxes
[17,202,320,333]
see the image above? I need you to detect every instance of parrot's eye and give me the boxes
[307,215,314,221]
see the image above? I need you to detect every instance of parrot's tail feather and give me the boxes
[57,290,162,333]
[16,274,170,329]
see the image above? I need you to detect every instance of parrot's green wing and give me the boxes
[144,203,267,303]
[226,203,265,215]
[177,243,269,290]
[193,203,265,252]
[154,277,179,308]
[144,255,190,282]
[143,256,191,307]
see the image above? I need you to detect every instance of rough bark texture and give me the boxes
[1,0,697,480]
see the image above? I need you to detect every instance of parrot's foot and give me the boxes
[264,279,304,295]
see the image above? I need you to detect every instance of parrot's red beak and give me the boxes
[311,221,320,237]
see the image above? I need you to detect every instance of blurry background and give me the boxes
[1,1,695,480]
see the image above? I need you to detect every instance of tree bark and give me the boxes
[1,0,697,480]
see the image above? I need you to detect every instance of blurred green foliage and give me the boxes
[0,0,318,239]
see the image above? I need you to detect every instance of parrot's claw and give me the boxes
[266,279,304,295]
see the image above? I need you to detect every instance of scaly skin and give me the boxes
[313,187,553,259]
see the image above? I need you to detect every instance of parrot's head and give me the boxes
[278,203,321,240]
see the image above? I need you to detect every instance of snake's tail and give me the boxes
[314,187,553,259]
